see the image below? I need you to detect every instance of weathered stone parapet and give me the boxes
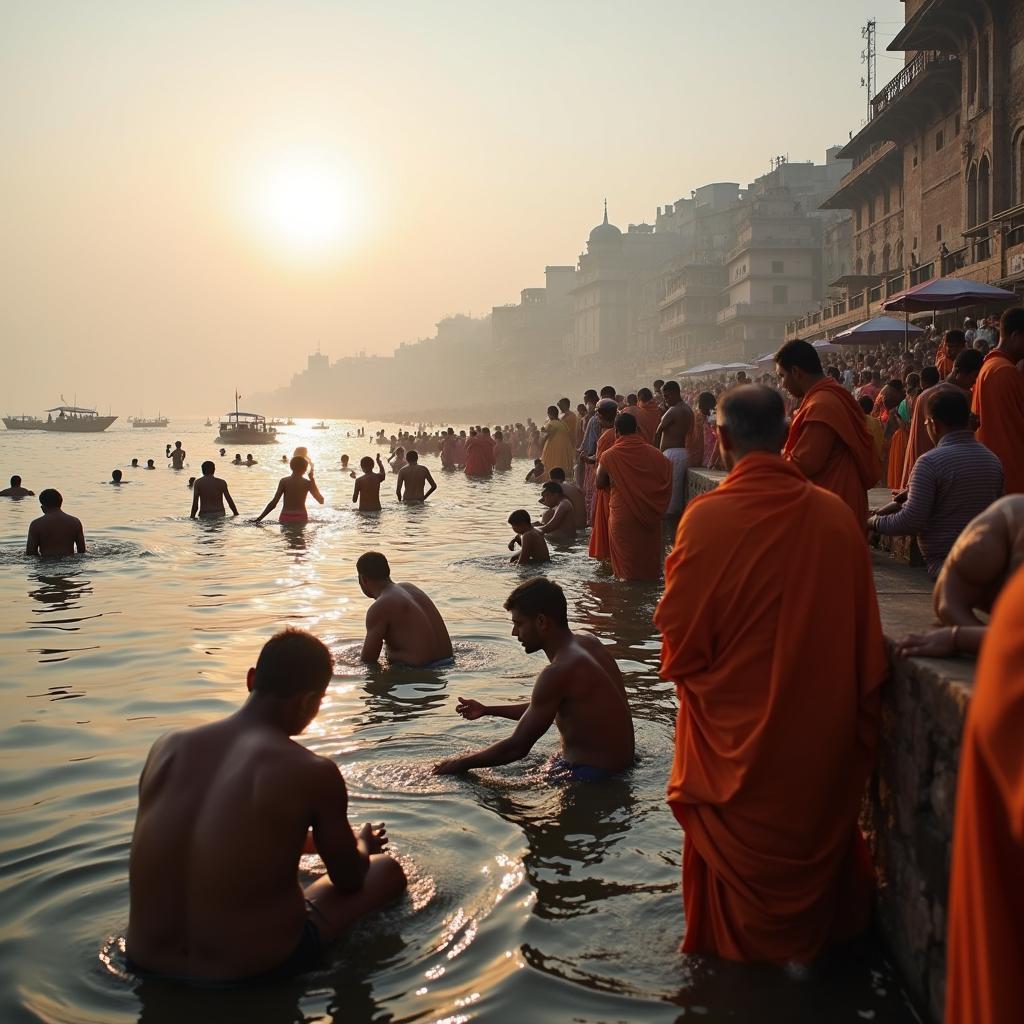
[684,469,972,1023]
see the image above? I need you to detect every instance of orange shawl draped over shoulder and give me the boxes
[599,433,672,580]
[945,565,1024,1024]
[632,399,663,443]
[972,348,1024,494]
[463,435,494,477]
[655,454,886,962]
[784,376,881,524]
[588,427,617,561]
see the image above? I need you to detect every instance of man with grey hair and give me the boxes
[655,384,885,962]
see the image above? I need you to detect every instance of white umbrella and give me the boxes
[678,361,724,377]
[832,316,926,346]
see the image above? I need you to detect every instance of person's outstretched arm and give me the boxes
[223,483,239,516]
[309,476,324,505]
[254,481,284,522]
[424,470,437,499]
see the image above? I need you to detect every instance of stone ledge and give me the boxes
[685,469,972,1023]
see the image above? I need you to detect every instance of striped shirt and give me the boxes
[874,430,1004,577]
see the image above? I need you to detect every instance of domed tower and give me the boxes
[587,200,623,254]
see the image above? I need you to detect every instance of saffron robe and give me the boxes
[885,415,908,490]
[784,376,881,525]
[560,410,578,445]
[972,348,1024,494]
[541,418,575,476]
[625,399,662,443]
[599,433,672,580]
[588,427,618,561]
[463,435,494,477]
[945,565,1024,1024]
[656,454,886,962]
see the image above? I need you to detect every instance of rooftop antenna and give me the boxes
[860,18,877,122]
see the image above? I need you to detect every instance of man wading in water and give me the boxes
[433,578,634,780]
[127,629,406,981]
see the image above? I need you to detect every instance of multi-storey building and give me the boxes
[787,0,1024,342]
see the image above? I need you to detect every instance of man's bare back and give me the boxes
[510,527,550,564]
[396,463,436,503]
[434,582,634,776]
[362,581,453,666]
[191,474,238,518]
[26,506,85,557]
[559,481,587,528]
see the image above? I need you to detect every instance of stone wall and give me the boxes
[684,469,972,1023]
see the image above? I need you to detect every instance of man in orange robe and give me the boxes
[945,564,1024,1024]
[623,387,662,443]
[595,413,672,580]
[587,422,618,561]
[934,328,966,378]
[776,340,881,525]
[656,384,886,962]
[463,430,494,478]
[899,353,982,489]
[972,306,1024,494]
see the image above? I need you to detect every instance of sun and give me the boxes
[246,157,358,257]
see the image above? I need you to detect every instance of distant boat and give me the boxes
[286,417,295,426]
[129,414,169,429]
[312,420,329,430]
[215,393,277,445]
[41,405,117,432]
[205,417,213,427]
[3,414,44,430]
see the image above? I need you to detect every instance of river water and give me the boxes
[0,419,919,1023]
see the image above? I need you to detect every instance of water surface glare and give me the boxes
[0,420,919,1023]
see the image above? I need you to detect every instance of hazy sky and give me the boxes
[1,1,905,414]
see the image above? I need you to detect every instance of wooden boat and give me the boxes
[312,421,330,430]
[129,414,169,429]
[2,414,44,430]
[40,405,117,432]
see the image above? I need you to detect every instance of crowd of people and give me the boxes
[6,307,1024,1022]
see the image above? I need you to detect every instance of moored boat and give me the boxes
[130,414,169,429]
[312,420,329,430]
[3,414,44,430]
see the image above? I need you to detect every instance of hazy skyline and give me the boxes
[2,1,903,414]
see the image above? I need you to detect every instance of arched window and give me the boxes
[882,243,891,273]
[978,154,991,224]
[967,162,978,227]
[855,256,863,275]
[1013,128,1024,207]
[967,45,978,110]
[868,251,877,276]
[895,239,904,269]
[979,34,990,109]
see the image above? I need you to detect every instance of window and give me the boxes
[936,224,943,242]
[772,285,788,304]
[856,207,863,230]
[935,130,944,152]
[1013,128,1024,206]
[955,113,961,135]
[913,145,919,168]
[884,188,891,215]
[979,34,989,109]
[771,260,784,273]
[978,154,991,224]
[967,163,978,227]
[967,45,977,110]
[868,199,875,226]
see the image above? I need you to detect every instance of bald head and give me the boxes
[597,398,619,423]
[718,385,788,458]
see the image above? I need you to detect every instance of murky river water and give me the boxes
[0,419,919,1023]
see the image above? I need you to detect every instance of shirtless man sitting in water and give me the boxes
[395,450,437,503]
[255,456,323,524]
[26,489,86,557]
[191,460,239,519]
[357,551,453,666]
[507,509,550,564]
[126,629,407,982]
[535,482,576,543]
[433,578,634,779]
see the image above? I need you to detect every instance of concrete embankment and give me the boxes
[685,469,969,1023]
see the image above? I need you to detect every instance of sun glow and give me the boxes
[243,155,362,258]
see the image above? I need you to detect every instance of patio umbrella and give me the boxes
[832,316,925,346]
[720,362,758,371]
[882,277,1017,312]
[679,361,724,377]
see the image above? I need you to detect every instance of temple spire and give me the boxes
[603,198,608,225]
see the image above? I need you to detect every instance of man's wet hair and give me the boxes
[356,551,391,580]
[508,508,532,527]
[953,348,984,374]
[719,385,788,453]
[775,339,823,375]
[39,488,62,509]
[928,388,971,429]
[360,455,375,471]
[615,412,638,434]
[112,469,122,481]
[638,387,653,402]
[10,475,21,486]
[407,450,419,462]
[252,628,334,698]
[201,460,215,474]
[548,467,566,481]
[663,380,680,395]
[858,395,874,413]
[542,481,564,496]
[504,577,568,627]
[290,455,308,473]
[920,365,942,387]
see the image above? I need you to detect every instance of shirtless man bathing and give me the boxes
[190,461,239,519]
[255,455,323,524]
[26,489,86,557]
[395,450,438,503]
[127,629,406,982]
[357,551,453,667]
[433,578,634,780]
[654,379,695,516]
